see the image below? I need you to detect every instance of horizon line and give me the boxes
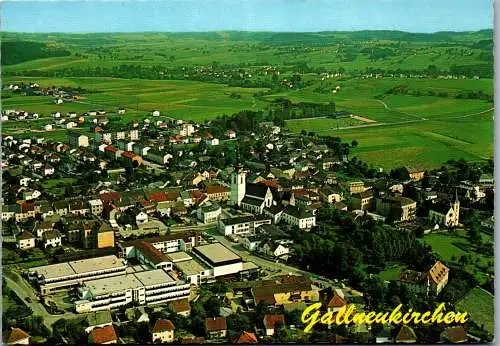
[2,28,493,35]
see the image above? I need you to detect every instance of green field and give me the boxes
[377,264,406,281]
[3,77,268,123]
[456,287,494,334]
[419,230,493,284]
[2,30,494,170]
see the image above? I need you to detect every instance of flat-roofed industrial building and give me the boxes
[28,255,127,295]
[192,243,243,278]
[75,268,191,313]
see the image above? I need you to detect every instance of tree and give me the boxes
[351,140,359,148]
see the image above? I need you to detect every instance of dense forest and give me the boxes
[2,41,71,65]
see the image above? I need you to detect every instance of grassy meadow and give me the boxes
[1,31,494,170]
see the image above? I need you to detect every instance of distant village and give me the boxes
[2,84,495,344]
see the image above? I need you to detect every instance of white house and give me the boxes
[43,165,55,176]
[207,138,219,146]
[242,236,262,252]
[197,202,222,224]
[135,211,149,226]
[89,199,104,215]
[152,319,175,343]
[282,205,316,230]
[42,230,62,248]
[152,110,160,117]
[260,242,290,259]
[17,231,36,250]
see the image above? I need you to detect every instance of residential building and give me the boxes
[97,223,115,249]
[152,319,175,343]
[85,310,113,333]
[251,275,318,306]
[440,326,468,344]
[168,298,191,317]
[395,325,417,343]
[406,167,425,182]
[42,230,62,248]
[218,216,272,236]
[4,327,30,345]
[205,185,231,201]
[197,202,222,224]
[396,261,449,296]
[205,317,227,339]
[263,314,285,336]
[232,331,258,344]
[281,205,316,230]
[375,195,417,222]
[350,190,374,210]
[261,242,290,259]
[68,132,89,148]
[88,325,118,344]
[89,199,104,216]
[118,232,200,258]
[17,231,36,250]
[341,181,365,194]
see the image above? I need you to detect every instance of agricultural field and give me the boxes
[3,76,268,123]
[1,30,494,170]
[456,287,494,335]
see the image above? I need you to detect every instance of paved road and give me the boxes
[206,230,333,287]
[4,271,85,331]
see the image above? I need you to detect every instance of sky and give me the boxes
[2,0,494,33]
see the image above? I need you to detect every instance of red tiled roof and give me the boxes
[121,151,139,160]
[263,314,285,330]
[233,331,258,344]
[152,319,175,333]
[90,325,118,344]
[169,298,191,313]
[135,240,169,264]
[99,192,121,203]
[146,191,168,202]
[205,317,227,332]
[205,185,230,194]
[327,294,348,308]
[441,326,467,343]
[104,145,119,153]
[21,202,35,213]
[260,179,280,189]
[5,327,30,344]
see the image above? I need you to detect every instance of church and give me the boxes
[231,165,274,214]
[428,192,460,228]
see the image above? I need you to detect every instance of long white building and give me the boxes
[28,255,127,295]
[75,269,191,313]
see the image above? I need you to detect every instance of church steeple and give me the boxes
[231,143,246,206]
[234,143,243,172]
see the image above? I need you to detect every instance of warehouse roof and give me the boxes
[193,243,241,265]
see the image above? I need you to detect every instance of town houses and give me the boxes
[1,101,494,344]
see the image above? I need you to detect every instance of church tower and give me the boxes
[452,189,460,226]
[231,146,246,206]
